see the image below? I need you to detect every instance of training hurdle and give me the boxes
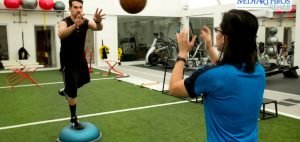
[1,60,44,91]
[102,59,129,78]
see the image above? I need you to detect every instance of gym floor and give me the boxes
[0,66,299,141]
[114,61,300,118]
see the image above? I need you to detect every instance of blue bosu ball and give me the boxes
[57,122,102,142]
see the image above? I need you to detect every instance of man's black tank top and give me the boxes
[60,16,89,65]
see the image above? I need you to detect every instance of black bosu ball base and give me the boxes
[57,122,102,142]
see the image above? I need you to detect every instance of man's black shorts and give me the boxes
[62,61,90,98]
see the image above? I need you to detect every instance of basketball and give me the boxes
[119,0,147,14]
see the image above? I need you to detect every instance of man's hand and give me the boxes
[93,8,105,23]
[75,12,85,27]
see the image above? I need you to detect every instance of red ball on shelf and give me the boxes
[120,0,147,14]
[39,0,54,10]
[4,0,21,9]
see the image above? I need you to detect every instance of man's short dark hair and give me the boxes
[69,0,83,7]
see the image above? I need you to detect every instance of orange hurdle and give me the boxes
[102,59,129,78]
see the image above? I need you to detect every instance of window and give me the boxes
[118,16,179,61]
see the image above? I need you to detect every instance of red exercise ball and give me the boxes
[120,0,147,14]
[4,0,21,9]
[39,0,54,10]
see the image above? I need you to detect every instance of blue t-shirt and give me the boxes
[184,63,265,142]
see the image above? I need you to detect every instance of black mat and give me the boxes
[132,64,300,95]
[266,75,300,95]
[283,99,300,104]
[277,101,296,106]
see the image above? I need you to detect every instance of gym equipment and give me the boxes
[118,47,122,65]
[186,22,207,68]
[1,60,44,91]
[287,41,295,67]
[260,98,278,120]
[119,37,137,61]
[145,32,177,68]
[102,59,129,78]
[258,42,265,56]
[54,1,65,11]
[99,40,109,59]
[21,0,37,9]
[119,0,147,14]
[39,0,54,10]
[265,27,279,62]
[57,122,102,142]
[18,47,30,59]
[258,27,298,78]
[4,0,21,9]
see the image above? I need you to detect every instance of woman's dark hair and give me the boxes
[69,0,83,7]
[219,9,259,73]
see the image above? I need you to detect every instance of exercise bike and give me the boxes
[145,32,178,68]
[186,22,208,68]
[286,41,295,67]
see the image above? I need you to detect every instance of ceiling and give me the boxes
[188,0,236,9]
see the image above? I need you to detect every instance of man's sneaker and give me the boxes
[71,117,84,130]
[58,88,65,96]
[58,88,68,100]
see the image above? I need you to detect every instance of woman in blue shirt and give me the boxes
[169,9,265,141]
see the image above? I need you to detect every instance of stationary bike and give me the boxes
[186,22,208,68]
[145,32,178,68]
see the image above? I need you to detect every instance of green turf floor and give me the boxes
[0,70,299,141]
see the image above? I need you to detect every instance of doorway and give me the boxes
[34,26,56,67]
[0,25,9,70]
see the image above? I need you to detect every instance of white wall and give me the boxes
[0,11,62,61]
[81,0,185,17]
[0,0,186,68]
[261,18,296,41]
[95,15,118,66]
[1,0,299,71]
[257,23,266,43]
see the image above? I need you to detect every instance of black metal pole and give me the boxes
[162,60,168,94]
[22,30,24,48]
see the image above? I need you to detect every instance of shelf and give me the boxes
[0,8,66,14]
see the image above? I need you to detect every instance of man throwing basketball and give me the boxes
[58,0,105,130]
